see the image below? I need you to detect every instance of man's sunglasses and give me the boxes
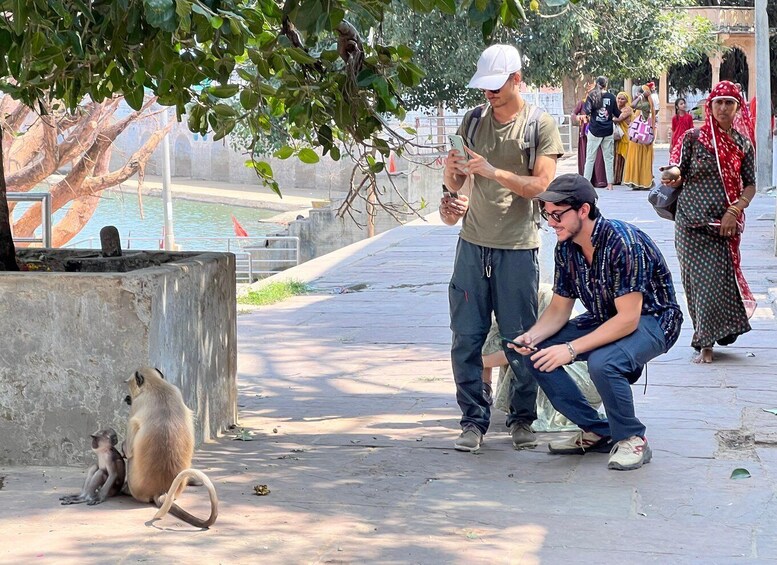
[540,207,576,223]
[482,73,515,95]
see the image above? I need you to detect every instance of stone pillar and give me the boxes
[710,52,722,87]
[658,71,669,143]
[624,79,633,98]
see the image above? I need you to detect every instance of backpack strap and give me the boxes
[464,104,486,148]
[522,105,545,174]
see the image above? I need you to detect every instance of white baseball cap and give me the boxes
[467,44,522,90]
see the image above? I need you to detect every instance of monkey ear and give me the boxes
[155,368,165,380]
[134,371,144,387]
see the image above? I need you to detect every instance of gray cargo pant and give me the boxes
[449,238,539,435]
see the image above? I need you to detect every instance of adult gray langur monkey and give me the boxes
[124,366,218,528]
[60,428,126,506]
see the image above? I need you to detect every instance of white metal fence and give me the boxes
[411,113,574,156]
[65,235,300,283]
[8,192,52,247]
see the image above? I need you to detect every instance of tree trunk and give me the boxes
[0,128,19,270]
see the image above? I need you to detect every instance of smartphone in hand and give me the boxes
[448,134,469,161]
[500,335,538,352]
[442,185,458,200]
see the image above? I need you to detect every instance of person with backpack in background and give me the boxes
[583,76,620,191]
[438,44,564,452]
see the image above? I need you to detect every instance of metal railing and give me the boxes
[8,192,53,247]
[412,113,575,155]
[65,235,301,282]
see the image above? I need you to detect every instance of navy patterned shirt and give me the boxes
[553,216,683,349]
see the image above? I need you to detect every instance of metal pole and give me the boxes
[755,0,773,191]
[161,108,176,251]
[42,193,52,247]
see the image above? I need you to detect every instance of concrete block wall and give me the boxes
[0,250,237,466]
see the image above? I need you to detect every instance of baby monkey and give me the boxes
[60,428,126,506]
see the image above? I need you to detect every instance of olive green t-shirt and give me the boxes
[457,104,564,250]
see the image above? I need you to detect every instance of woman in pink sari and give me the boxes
[667,81,756,363]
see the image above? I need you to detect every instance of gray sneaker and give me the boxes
[510,422,537,449]
[454,426,483,452]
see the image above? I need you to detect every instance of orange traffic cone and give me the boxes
[387,152,397,174]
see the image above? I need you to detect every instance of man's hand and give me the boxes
[527,344,574,373]
[439,193,469,225]
[463,147,497,179]
[444,148,468,178]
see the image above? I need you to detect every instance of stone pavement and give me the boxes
[3,148,777,564]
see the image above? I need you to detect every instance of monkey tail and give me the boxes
[152,469,218,528]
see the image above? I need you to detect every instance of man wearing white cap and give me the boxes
[439,44,564,452]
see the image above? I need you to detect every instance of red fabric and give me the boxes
[670,113,694,152]
[669,81,755,318]
[231,214,249,237]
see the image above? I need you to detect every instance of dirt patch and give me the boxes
[715,429,757,460]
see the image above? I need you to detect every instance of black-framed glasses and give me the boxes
[540,207,576,223]
[482,73,516,95]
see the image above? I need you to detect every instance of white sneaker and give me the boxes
[608,436,652,470]
[548,430,611,454]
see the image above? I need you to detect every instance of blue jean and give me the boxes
[505,315,667,442]
[449,239,539,435]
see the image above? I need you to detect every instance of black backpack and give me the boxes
[463,103,546,173]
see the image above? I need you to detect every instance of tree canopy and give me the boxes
[0,0,541,269]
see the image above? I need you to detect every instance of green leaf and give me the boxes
[328,7,345,28]
[210,16,224,29]
[124,84,144,110]
[730,468,751,480]
[274,146,294,159]
[435,0,456,15]
[287,47,317,66]
[762,408,777,416]
[213,103,237,117]
[208,84,240,98]
[297,148,320,164]
[144,0,178,32]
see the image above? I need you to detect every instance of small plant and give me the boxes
[238,280,312,306]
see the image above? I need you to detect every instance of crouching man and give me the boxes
[505,174,682,470]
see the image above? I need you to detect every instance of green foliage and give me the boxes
[238,280,312,306]
[0,0,536,194]
[382,9,487,112]
[511,0,717,87]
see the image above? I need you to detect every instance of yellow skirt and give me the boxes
[623,140,654,189]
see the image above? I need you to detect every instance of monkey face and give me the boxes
[91,428,118,449]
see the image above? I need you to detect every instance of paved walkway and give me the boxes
[4,149,777,563]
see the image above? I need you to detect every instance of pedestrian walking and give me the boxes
[583,76,620,190]
[572,83,607,188]
[666,80,756,364]
[623,83,656,190]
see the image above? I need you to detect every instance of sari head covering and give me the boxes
[671,80,755,317]
[617,91,632,106]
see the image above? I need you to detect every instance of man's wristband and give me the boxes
[565,342,577,363]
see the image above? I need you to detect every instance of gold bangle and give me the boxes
[740,194,751,205]
[726,207,740,218]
